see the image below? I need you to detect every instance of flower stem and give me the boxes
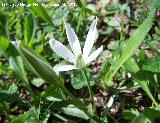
[83,70,94,102]
[26,84,37,102]
[59,84,92,117]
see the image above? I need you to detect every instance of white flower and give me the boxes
[11,39,20,48]
[49,17,103,74]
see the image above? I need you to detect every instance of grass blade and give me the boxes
[24,14,35,45]
[27,0,55,27]
[124,58,140,73]
[136,80,158,107]
[104,9,156,86]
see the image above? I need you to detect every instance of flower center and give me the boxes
[76,54,86,69]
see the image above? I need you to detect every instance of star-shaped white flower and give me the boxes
[49,17,103,74]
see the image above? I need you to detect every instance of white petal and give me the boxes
[11,40,20,48]
[83,17,97,61]
[49,39,76,64]
[64,21,82,57]
[106,95,115,108]
[86,45,103,64]
[53,64,77,74]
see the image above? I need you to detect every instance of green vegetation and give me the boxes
[0,0,160,122]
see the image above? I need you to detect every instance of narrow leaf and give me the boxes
[104,9,156,86]
[0,36,9,53]
[24,14,35,45]
[124,58,140,73]
[27,0,55,27]
[62,105,89,120]
[20,44,59,86]
[136,80,158,107]
[142,55,160,73]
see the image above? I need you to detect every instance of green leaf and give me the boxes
[10,106,46,123]
[7,43,36,99]
[0,36,9,53]
[132,108,160,123]
[71,77,84,89]
[24,14,35,45]
[28,106,39,120]
[8,83,18,94]
[124,58,140,73]
[123,108,139,120]
[104,17,120,27]
[117,41,140,73]
[42,114,50,123]
[104,9,156,86]
[71,72,84,89]
[75,0,83,7]
[31,78,45,87]
[62,105,89,120]
[0,83,18,103]
[0,100,9,113]
[64,120,77,123]
[11,112,29,123]
[0,12,8,37]
[71,70,94,89]
[9,51,29,85]
[136,79,158,107]
[15,19,22,39]
[19,44,59,86]
[142,55,160,73]
[41,86,63,102]
[132,114,150,123]
[27,0,55,27]
[149,0,160,11]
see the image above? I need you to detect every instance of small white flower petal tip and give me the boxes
[83,17,98,62]
[86,45,103,64]
[64,20,81,57]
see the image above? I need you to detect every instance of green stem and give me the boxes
[83,70,94,102]
[60,85,84,108]
[52,113,68,122]
[106,110,118,123]
[45,101,55,115]
[26,84,37,102]
[59,84,92,117]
